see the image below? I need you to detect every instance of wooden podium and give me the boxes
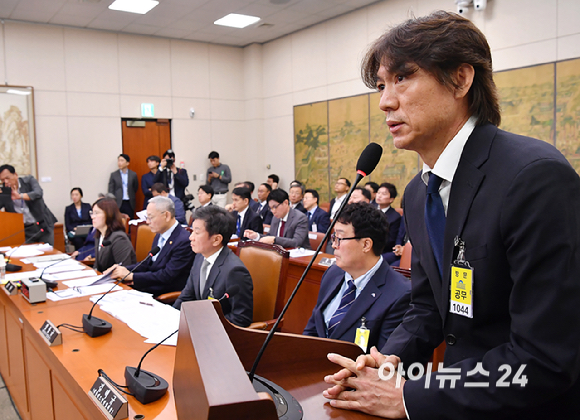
[0,212,24,246]
[174,300,379,420]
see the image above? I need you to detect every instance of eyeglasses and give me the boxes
[146,211,167,222]
[331,232,363,246]
[89,210,103,217]
[269,203,280,211]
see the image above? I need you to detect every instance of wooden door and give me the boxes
[121,119,171,212]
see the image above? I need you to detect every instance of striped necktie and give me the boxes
[327,280,357,337]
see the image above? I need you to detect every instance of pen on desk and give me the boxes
[139,301,153,306]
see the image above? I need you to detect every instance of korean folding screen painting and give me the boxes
[294,58,580,205]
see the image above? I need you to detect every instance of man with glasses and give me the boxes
[329,178,351,220]
[174,205,253,328]
[303,202,410,350]
[244,188,311,249]
[107,196,194,296]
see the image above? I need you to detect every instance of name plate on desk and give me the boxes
[88,376,128,420]
[39,320,62,347]
[4,281,17,295]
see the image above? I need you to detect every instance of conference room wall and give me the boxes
[0,21,249,223]
[255,0,580,191]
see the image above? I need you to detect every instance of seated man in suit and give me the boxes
[174,205,253,327]
[243,181,259,213]
[256,182,273,225]
[302,189,331,233]
[289,182,307,213]
[267,174,279,190]
[108,196,194,297]
[329,178,351,220]
[189,185,214,227]
[231,186,263,238]
[376,182,401,251]
[382,215,407,267]
[303,202,411,351]
[0,164,58,245]
[348,187,371,204]
[245,188,311,249]
[108,153,138,217]
[150,182,186,225]
[364,181,379,206]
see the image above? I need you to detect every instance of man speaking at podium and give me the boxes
[322,11,580,420]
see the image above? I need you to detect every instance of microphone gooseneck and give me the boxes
[247,143,383,382]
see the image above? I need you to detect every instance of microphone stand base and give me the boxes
[6,263,22,272]
[125,366,168,404]
[82,314,112,337]
[251,373,303,420]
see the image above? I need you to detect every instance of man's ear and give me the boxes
[453,63,475,99]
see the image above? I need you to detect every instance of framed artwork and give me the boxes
[0,86,36,177]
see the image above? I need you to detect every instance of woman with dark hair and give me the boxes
[91,197,136,272]
[64,187,92,250]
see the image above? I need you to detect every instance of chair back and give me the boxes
[309,231,326,251]
[238,241,290,322]
[399,241,412,270]
[136,224,156,261]
[120,214,130,233]
[319,202,331,213]
[395,207,404,217]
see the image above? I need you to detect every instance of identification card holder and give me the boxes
[449,237,474,318]
[88,376,128,420]
[39,320,62,347]
[354,317,370,352]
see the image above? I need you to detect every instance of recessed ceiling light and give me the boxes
[108,0,159,15]
[214,13,260,29]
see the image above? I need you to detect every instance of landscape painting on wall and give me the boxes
[0,86,36,177]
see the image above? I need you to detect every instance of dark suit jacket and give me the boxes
[141,171,156,209]
[264,208,311,249]
[108,169,138,210]
[382,124,580,419]
[94,230,136,272]
[307,206,331,233]
[173,247,253,327]
[64,202,92,232]
[17,175,58,229]
[257,201,273,225]
[304,260,411,351]
[168,194,186,225]
[233,207,263,237]
[249,199,259,213]
[155,168,189,200]
[129,223,194,297]
[291,202,307,213]
[381,206,401,251]
[383,215,406,265]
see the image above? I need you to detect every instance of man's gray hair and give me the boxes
[149,196,175,218]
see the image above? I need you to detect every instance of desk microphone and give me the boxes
[125,287,240,404]
[38,256,74,290]
[5,223,45,272]
[82,246,160,338]
[247,142,383,383]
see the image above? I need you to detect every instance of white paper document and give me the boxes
[47,284,122,301]
[129,210,148,226]
[289,248,317,258]
[43,270,98,282]
[21,254,70,264]
[90,290,180,346]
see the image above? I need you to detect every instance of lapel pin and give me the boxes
[169,241,173,245]
[371,293,376,298]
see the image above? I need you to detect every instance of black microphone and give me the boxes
[38,256,73,290]
[5,223,46,272]
[124,286,240,404]
[247,143,383,382]
[82,246,161,338]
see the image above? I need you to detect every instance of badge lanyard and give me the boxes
[449,236,474,318]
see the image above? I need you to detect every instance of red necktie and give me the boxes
[280,221,286,237]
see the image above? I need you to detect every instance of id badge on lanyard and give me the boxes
[449,236,474,318]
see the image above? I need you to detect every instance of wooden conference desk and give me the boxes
[0,256,177,420]
[0,253,384,420]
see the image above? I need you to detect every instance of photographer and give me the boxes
[154,149,189,203]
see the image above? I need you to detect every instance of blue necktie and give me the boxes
[307,212,312,229]
[327,280,357,337]
[236,215,241,237]
[425,173,446,277]
[153,236,166,262]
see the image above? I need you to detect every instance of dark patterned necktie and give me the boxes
[425,172,446,277]
[327,280,356,337]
